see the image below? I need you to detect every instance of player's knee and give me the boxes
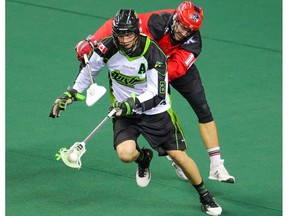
[185,91,214,123]
[116,142,136,163]
[194,103,214,123]
[168,150,187,165]
[117,151,134,163]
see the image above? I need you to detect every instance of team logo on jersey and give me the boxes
[154,61,164,68]
[111,70,147,87]
[97,42,107,54]
[184,36,196,45]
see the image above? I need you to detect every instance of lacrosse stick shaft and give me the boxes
[83,54,94,84]
[83,109,117,143]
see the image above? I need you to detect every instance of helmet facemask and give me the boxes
[113,32,139,55]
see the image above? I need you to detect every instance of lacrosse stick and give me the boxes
[84,54,107,107]
[55,108,117,169]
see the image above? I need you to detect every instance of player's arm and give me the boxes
[167,49,197,82]
[168,30,202,82]
[137,39,167,111]
[73,38,113,93]
[75,18,114,61]
[72,53,104,93]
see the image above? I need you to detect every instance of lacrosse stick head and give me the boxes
[86,83,107,107]
[58,142,86,169]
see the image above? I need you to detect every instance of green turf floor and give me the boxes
[6,0,282,215]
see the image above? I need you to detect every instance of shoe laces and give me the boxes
[201,192,219,207]
[138,166,148,178]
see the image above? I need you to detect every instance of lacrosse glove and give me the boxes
[75,34,97,62]
[111,93,140,117]
[49,87,85,118]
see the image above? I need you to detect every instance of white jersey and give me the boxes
[73,34,170,115]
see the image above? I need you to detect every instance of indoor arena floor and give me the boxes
[5,0,282,215]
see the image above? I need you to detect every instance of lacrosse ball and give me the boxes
[68,152,78,162]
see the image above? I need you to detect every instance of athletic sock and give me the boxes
[208,147,221,165]
[135,149,144,164]
[135,148,152,168]
[193,180,208,196]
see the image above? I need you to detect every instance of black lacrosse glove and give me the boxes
[49,87,85,118]
[111,93,140,117]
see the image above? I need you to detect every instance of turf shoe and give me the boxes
[136,148,153,187]
[166,155,188,181]
[208,159,235,183]
[200,191,222,216]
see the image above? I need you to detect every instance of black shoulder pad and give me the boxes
[148,12,172,41]
[144,38,167,75]
[180,30,202,57]
[94,36,118,62]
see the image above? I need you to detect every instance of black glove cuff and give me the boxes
[134,97,140,109]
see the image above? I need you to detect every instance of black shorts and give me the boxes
[112,110,187,156]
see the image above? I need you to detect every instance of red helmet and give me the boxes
[175,1,203,31]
